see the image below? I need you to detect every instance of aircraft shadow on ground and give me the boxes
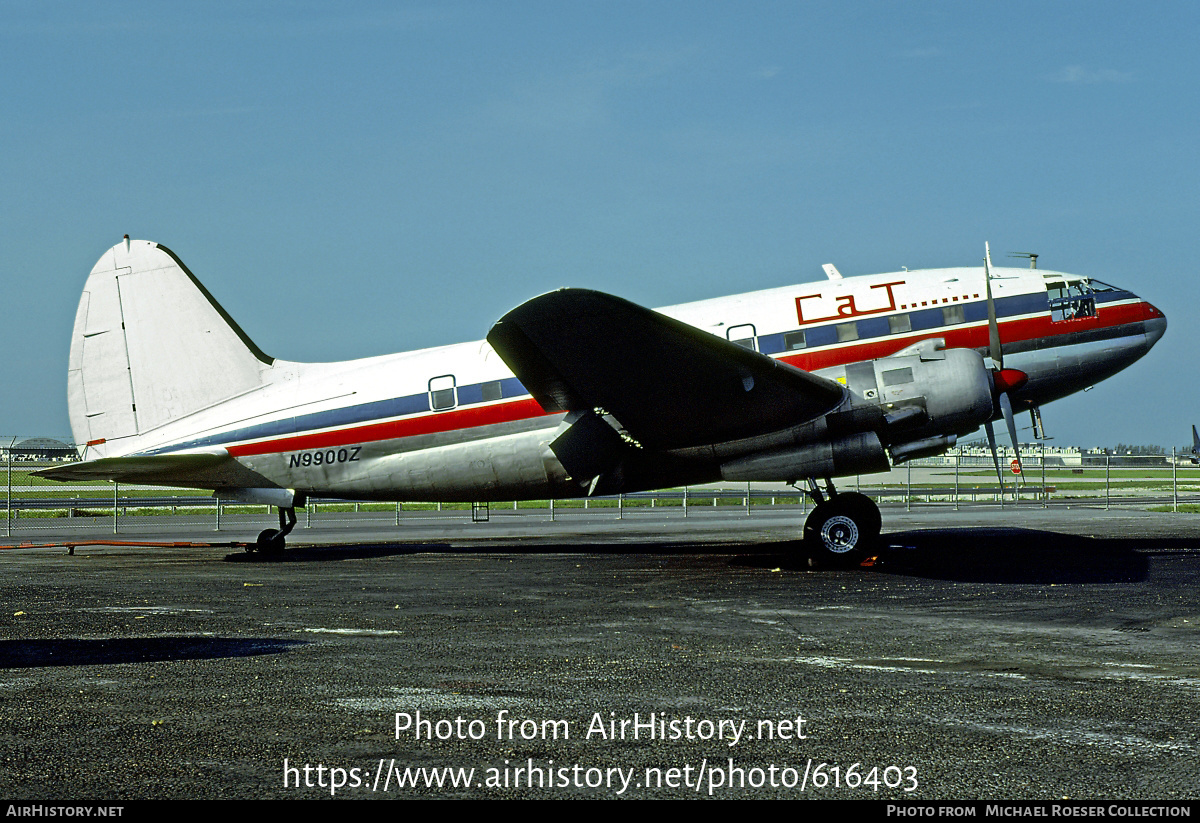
[865,527,1178,584]
[233,526,1197,586]
[224,543,454,562]
[0,637,306,669]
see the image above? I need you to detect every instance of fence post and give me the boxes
[1041,441,1047,509]
[954,450,960,511]
[5,439,12,537]
[113,482,119,534]
[5,440,11,537]
[1172,447,1178,513]
[1105,452,1111,510]
[683,486,688,518]
[906,461,911,511]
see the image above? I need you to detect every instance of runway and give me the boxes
[2,506,1198,799]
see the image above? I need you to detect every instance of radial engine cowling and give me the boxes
[716,348,996,484]
[832,347,996,442]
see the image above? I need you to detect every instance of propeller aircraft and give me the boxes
[37,238,1166,564]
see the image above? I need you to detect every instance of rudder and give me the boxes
[68,238,273,456]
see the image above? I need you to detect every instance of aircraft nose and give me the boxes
[1143,302,1167,347]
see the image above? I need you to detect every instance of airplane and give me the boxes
[36,237,1166,565]
[1190,425,1200,464]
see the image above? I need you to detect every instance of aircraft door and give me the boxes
[428,375,458,411]
[726,323,758,351]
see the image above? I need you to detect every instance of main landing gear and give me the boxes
[799,479,881,567]
[249,506,297,555]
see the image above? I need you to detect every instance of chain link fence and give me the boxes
[4,437,1198,540]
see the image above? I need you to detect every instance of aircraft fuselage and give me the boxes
[98,259,1162,502]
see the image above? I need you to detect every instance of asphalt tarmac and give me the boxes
[2,505,1198,799]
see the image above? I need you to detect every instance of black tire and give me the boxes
[832,492,881,540]
[803,493,879,566]
[256,528,285,555]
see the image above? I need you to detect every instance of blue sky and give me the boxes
[2,1,1196,449]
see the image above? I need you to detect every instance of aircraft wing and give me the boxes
[33,451,273,489]
[486,288,846,451]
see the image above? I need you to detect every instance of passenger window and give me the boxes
[836,322,859,343]
[481,380,503,402]
[942,305,964,325]
[888,314,912,334]
[429,375,457,411]
[783,330,807,350]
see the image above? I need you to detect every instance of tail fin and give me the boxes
[68,238,273,456]
[1193,424,1199,455]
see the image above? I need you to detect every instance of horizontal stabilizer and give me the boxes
[487,288,845,450]
[33,452,275,490]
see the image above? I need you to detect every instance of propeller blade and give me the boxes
[984,241,1003,369]
[999,390,1025,485]
[984,419,1004,489]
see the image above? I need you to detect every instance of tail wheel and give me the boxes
[247,506,296,554]
[254,528,286,555]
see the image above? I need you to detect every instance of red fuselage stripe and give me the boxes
[226,397,552,457]
[783,301,1149,371]
[223,301,1152,458]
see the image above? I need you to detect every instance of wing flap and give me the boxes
[486,289,845,451]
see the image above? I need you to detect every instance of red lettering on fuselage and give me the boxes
[795,280,905,326]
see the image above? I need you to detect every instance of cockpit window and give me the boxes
[1046,280,1097,322]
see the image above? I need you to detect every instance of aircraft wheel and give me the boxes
[832,492,881,540]
[803,493,878,566]
[256,528,286,555]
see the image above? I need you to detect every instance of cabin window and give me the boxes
[726,323,758,351]
[428,375,458,411]
[942,305,965,326]
[836,322,859,343]
[888,314,912,334]
[481,380,503,402]
[783,330,807,350]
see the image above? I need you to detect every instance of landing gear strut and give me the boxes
[250,506,296,555]
[799,479,880,567]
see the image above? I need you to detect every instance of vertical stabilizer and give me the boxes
[68,240,273,456]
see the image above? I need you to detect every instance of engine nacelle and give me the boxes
[815,347,994,443]
[682,347,998,485]
[890,434,958,464]
[719,430,890,483]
